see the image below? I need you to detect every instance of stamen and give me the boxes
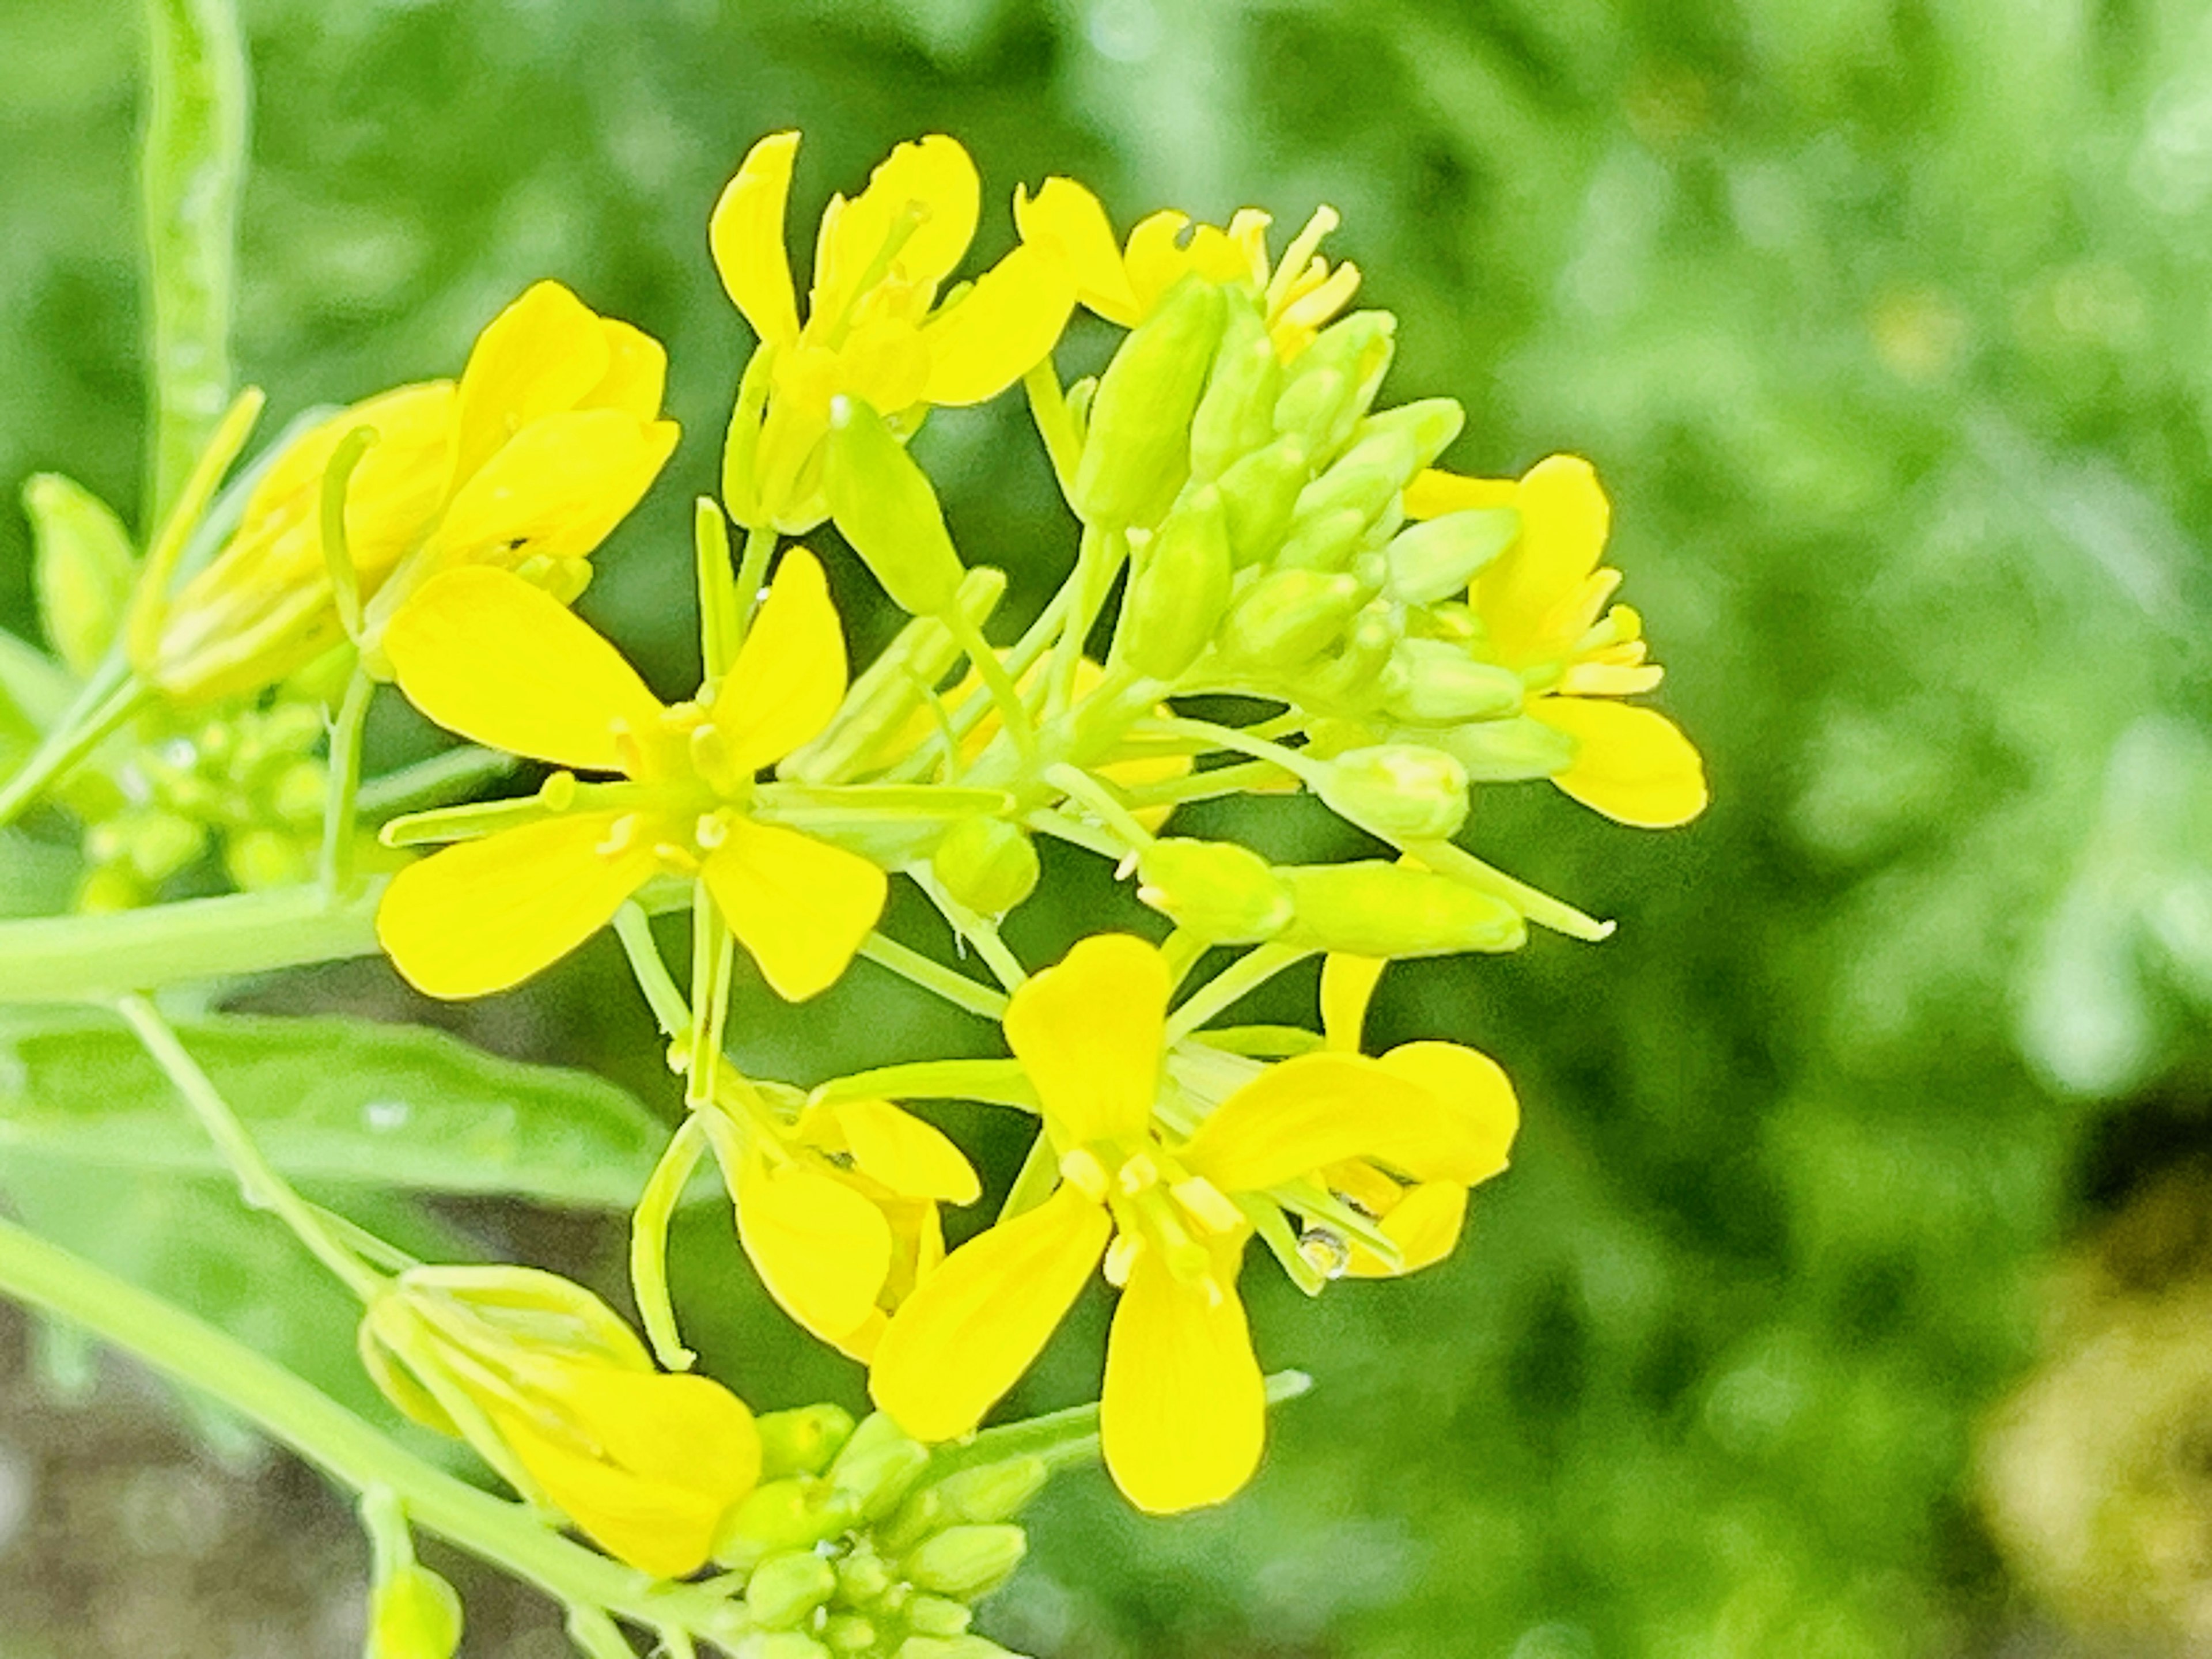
[1116,1151,1160,1196]
[595,813,643,859]
[537,770,578,812]
[1059,1147,1110,1202]
[1170,1176,1244,1236]
[1103,1233,1142,1287]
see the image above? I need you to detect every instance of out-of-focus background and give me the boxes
[5,0,2212,1654]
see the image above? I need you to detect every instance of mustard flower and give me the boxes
[1014,177,1361,357]
[374,547,887,1001]
[151,281,677,702]
[711,131,1077,532]
[1406,454,1709,828]
[867,934,1516,1514]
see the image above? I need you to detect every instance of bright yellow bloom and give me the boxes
[152,282,677,702]
[1014,177,1361,357]
[867,933,1515,1514]
[711,132,1077,533]
[374,547,887,1001]
[360,1266,760,1578]
[1406,454,1708,828]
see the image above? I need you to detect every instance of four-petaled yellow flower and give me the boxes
[867,933,1516,1514]
[1014,177,1361,358]
[374,547,887,1001]
[1406,454,1709,828]
[153,281,677,702]
[711,131,1077,532]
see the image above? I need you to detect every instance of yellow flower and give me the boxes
[151,282,677,702]
[711,131,1077,533]
[1014,177,1361,357]
[360,1266,761,1578]
[374,547,887,1001]
[866,933,1515,1514]
[1405,454,1709,828]
[718,1086,979,1362]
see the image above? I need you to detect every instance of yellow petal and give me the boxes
[1002,933,1168,1147]
[1374,1040,1518,1184]
[1475,454,1609,662]
[1529,697,1709,828]
[1014,177,1140,326]
[376,813,657,999]
[921,243,1077,407]
[579,319,669,422]
[1122,210,1200,314]
[710,546,848,771]
[382,566,665,771]
[834,1099,981,1205]
[736,1150,893,1344]
[1100,1241,1264,1514]
[1347,1181,1467,1278]
[819,135,979,312]
[869,1181,1108,1442]
[701,817,887,1002]
[832,318,933,415]
[711,131,804,347]
[450,281,613,490]
[1402,468,1517,521]
[1319,954,1385,1052]
[424,408,679,571]
[1180,1051,1506,1192]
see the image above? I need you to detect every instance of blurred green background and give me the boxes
[6,0,2212,1654]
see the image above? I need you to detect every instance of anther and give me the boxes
[1058,1147,1110,1202]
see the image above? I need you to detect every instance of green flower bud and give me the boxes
[1424,714,1578,782]
[1279,861,1527,956]
[1302,607,1401,709]
[94,810,206,885]
[903,1596,975,1637]
[74,864,145,914]
[931,816,1041,915]
[1136,839,1293,942]
[1189,295,1282,484]
[1314,744,1469,839]
[1116,486,1234,677]
[828,1412,931,1523]
[226,826,312,892]
[369,1563,464,1659]
[1378,640,1526,724]
[928,1456,1050,1526]
[1073,278,1228,530]
[835,1542,896,1606]
[1218,570,1365,668]
[823,396,965,615]
[1382,509,1518,604]
[737,1635,832,1659]
[1215,437,1310,568]
[25,474,137,679]
[1273,506,1369,574]
[746,1549,840,1630]
[1353,396,1465,472]
[714,1478,855,1571]
[268,757,329,825]
[756,1403,857,1479]
[823,1615,878,1653]
[893,1634,1020,1659]
[902,1524,1028,1600]
[1272,312,1395,464]
[1286,425,1419,541]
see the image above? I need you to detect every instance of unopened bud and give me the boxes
[1353,397,1465,473]
[269,757,329,825]
[369,1563,464,1659]
[1382,508,1517,604]
[823,1616,877,1653]
[745,1550,839,1630]
[226,826,311,891]
[1303,608,1400,709]
[756,1403,857,1479]
[117,810,208,884]
[25,474,136,678]
[893,1641,1018,1659]
[1427,714,1578,782]
[1073,278,1228,529]
[827,1412,931,1522]
[931,816,1040,915]
[1313,744,1469,839]
[1378,640,1525,724]
[1273,505,1369,574]
[1117,487,1233,677]
[902,1524,1028,1599]
[929,1456,1050,1525]
[824,397,965,615]
[1279,861,1526,955]
[1190,296,1282,483]
[904,1596,974,1637]
[1137,839,1293,942]
[1215,437,1310,567]
[1218,570,1364,668]
[835,1543,895,1605]
[1272,312,1395,464]
[1287,425,1419,537]
[713,1478,854,1571]
[736,1635,831,1659]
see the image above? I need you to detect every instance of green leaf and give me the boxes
[25,474,138,677]
[0,1012,672,1207]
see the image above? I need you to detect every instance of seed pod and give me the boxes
[756,1403,857,1479]
[1424,714,1579,782]
[1073,278,1228,530]
[1381,508,1518,604]
[1136,839,1294,942]
[1279,861,1526,956]
[1116,486,1234,677]
[1378,639,1526,724]
[1218,569,1365,668]
[902,1524,1028,1599]
[25,474,136,678]
[823,396,965,615]
[745,1550,840,1629]
[1313,744,1469,839]
[1215,437,1310,567]
[369,1564,464,1659]
[1189,294,1282,483]
[1272,312,1395,464]
[827,1412,932,1523]
[931,816,1041,915]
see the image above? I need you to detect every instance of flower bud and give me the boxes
[823,1615,878,1652]
[1313,744,1469,839]
[893,1641,1020,1659]
[902,1524,1028,1599]
[746,1549,840,1629]
[1214,437,1310,568]
[1378,639,1525,724]
[1189,295,1282,483]
[1286,425,1419,540]
[1272,312,1395,464]
[1218,570,1365,668]
[225,825,312,892]
[835,1543,896,1605]
[931,817,1041,915]
[904,1595,975,1637]
[756,1403,857,1479]
[1279,861,1527,955]
[1116,486,1234,677]
[823,397,965,615]
[1426,714,1579,781]
[1073,278,1228,529]
[928,1456,1050,1525]
[369,1563,464,1659]
[1352,397,1465,473]
[827,1412,932,1523]
[1381,508,1518,604]
[1302,608,1402,709]
[737,1635,832,1659]
[25,474,135,677]
[1136,839,1293,941]
[714,1478,857,1571]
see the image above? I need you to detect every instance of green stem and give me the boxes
[1164,943,1312,1044]
[1022,358,1081,499]
[0,1213,748,1643]
[1046,525,1123,720]
[695,500,740,692]
[0,667,146,832]
[729,523,778,652]
[1119,757,1298,807]
[857,932,1007,1020]
[1043,762,1153,856]
[925,1369,1313,1481]
[355,745,518,817]
[808,1058,1036,1109]
[997,1128,1059,1223]
[914,871,1028,990]
[944,607,1037,764]
[317,426,377,642]
[319,667,375,895]
[614,903,691,1041]
[1402,836,1615,942]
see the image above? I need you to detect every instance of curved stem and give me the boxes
[857,931,1008,1020]
[319,668,376,895]
[1164,943,1312,1044]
